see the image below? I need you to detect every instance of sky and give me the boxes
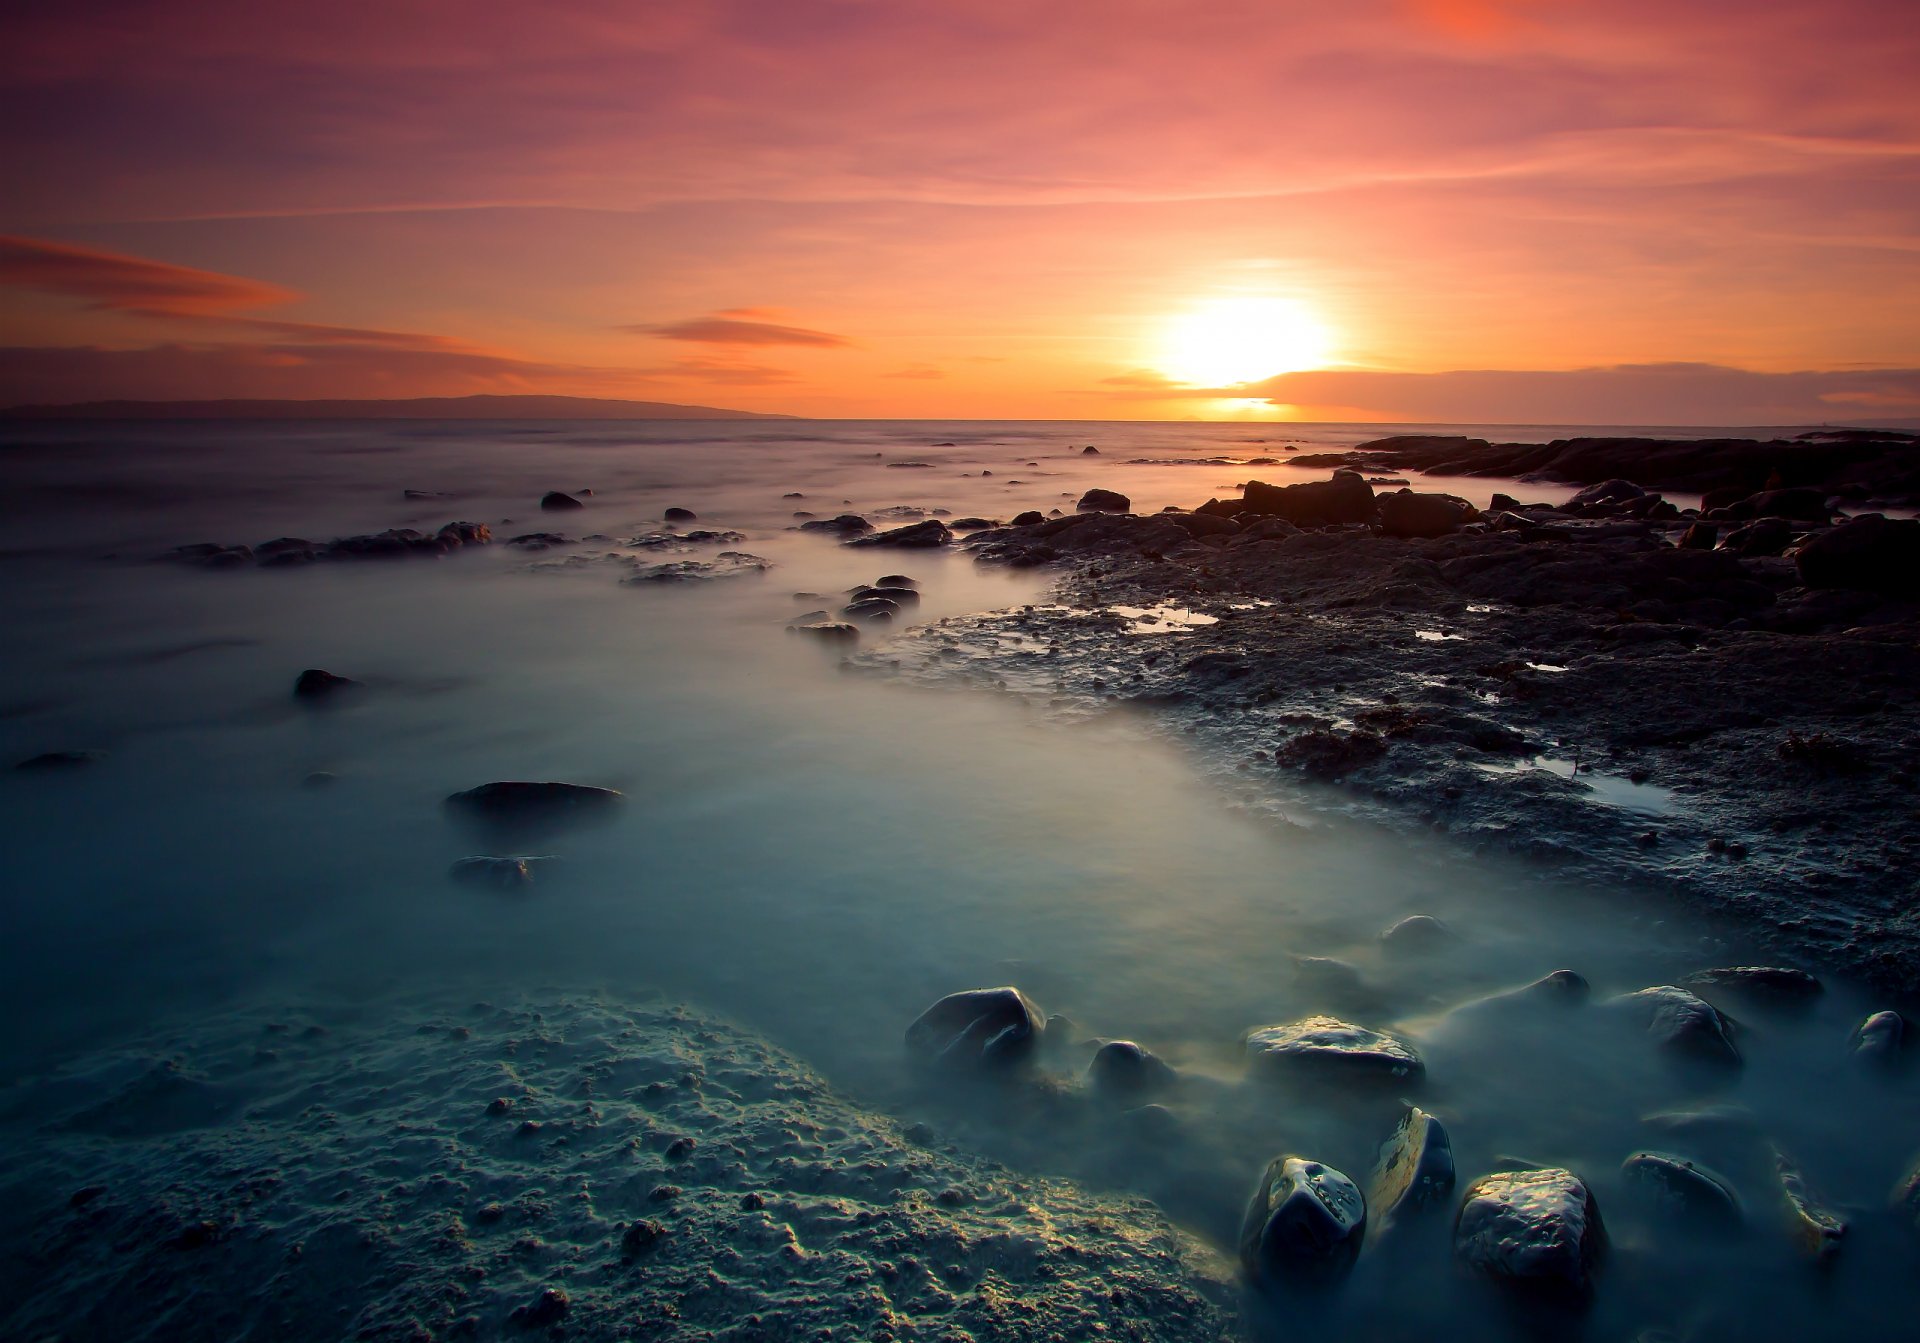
[1,0,1917,423]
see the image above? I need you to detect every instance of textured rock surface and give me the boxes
[1454,1168,1604,1295]
[1244,1016,1424,1083]
[1238,1156,1366,1284]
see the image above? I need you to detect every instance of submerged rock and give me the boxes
[1607,986,1740,1065]
[1775,1149,1845,1261]
[1621,1151,1742,1231]
[905,987,1045,1070]
[540,491,584,511]
[293,668,360,701]
[448,856,539,890]
[444,781,623,825]
[1239,1156,1366,1285]
[799,514,874,537]
[1244,1016,1424,1084]
[626,552,772,583]
[1454,1168,1604,1297]
[14,749,106,771]
[1893,1156,1920,1233]
[663,506,698,522]
[1371,1106,1456,1226]
[1681,966,1822,1007]
[1379,914,1456,955]
[1086,1041,1177,1101]
[1851,1010,1905,1063]
[846,519,952,549]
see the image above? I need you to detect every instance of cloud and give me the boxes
[881,364,945,380]
[630,314,853,348]
[0,234,297,315]
[641,355,802,386]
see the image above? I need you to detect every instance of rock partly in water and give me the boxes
[799,514,875,537]
[663,506,698,522]
[1011,510,1045,526]
[444,781,623,830]
[1680,966,1822,1008]
[1078,488,1131,513]
[1621,1151,1742,1231]
[841,598,900,623]
[1851,1010,1905,1063]
[625,552,772,583]
[787,621,860,645]
[846,519,952,549]
[905,987,1046,1071]
[1086,1041,1177,1102]
[447,856,540,890]
[14,750,106,771]
[1371,1106,1456,1228]
[1774,1148,1845,1261]
[1607,986,1740,1066]
[293,668,360,701]
[1379,914,1457,955]
[540,491,585,511]
[1795,515,1920,596]
[1454,1168,1604,1298]
[1229,472,1375,527]
[1239,1156,1366,1286]
[1244,1016,1424,1084]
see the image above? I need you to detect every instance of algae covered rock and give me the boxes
[1239,1155,1366,1285]
[1454,1168,1604,1296]
[1244,1016,1424,1084]
[905,987,1045,1070]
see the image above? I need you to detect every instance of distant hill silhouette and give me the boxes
[0,394,796,420]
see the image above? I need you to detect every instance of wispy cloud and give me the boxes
[0,234,296,315]
[629,312,853,348]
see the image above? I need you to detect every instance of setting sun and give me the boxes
[1159,297,1334,388]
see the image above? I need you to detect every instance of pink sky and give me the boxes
[2,0,1917,421]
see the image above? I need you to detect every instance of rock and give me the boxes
[403,489,450,500]
[1379,914,1456,955]
[1289,955,1364,993]
[1011,510,1045,526]
[1568,479,1647,508]
[1851,1010,1905,1062]
[448,856,536,890]
[1077,488,1131,513]
[1244,1016,1424,1084]
[1742,486,1831,521]
[1720,515,1793,557]
[1371,1106,1456,1226]
[444,781,623,826]
[161,542,254,568]
[1082,445,1101,455]
[787,621,860,645]
[852,585,921,607]
[539,491,584,511]
[904,987,1045,1070]
[1893,1156,1920,1232]
[1274,728,1386,778]
[841,598,900,623]
[510,1286,570,1328]
[1238,1156,1366,1285]
[663,506,698,522]
[301,771,337,788]
[799,513,874,537]
[505,532,571,549]
[1607,986,1740,1065]
[293,668,360,701]
[14,750,106,771]
[1454,1168,1603,1296]
[626,552,772,583]
[1621,1151,1742,1231]
[1377,489,1475,538]
[1680,966,1822,1007]
[845,519,952,549]
[255,537,319,566]
[1795,514,1920,596]
[1086,1041,1177,1101]
[1775,1149,1845,1260]
[875,574,918,588]
[949,517,1001,530]
[1235,471,1375,526]
[1678,522,1718,550]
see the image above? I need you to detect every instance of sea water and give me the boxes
[2,418,1916,1340]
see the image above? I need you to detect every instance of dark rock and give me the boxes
[1244,1016,1424,1083]
[1377,489,1476,538]
[1379,914,1456,954]
[1775,1150,1845,1260]
[403,489,450,501]
[1893,1157,1920,1232]
[1371,1106,1456,1226]
[1077,488,1131,513]
[445,781,623,825]
[1743,487,1832,521]
[1275,728,1386,778]
[293,668,360,701]
[1167,511,1239,538]
[255,537,319,566]
[841,598,900,623]
[663,506,698,522]
[1852,1010,1905,1063]
[1719,515,1794,557]
[1239,1156,1366,1285]
[448,856,536,890]
[1086,1041,1177,1101]
[845,519,952,548]
[1607,986,1740,1065]
[782,492,804,499]
[162,542,254,568]
[1236,471,1375,526]
[852,585,921,607]
[904,986,1045,1070]
[1796,515,1920,595]
[1622,1151,1742,1230]
[14,750,105,771]
[885,461,933,469]
[875,574,918,588]
[486,1097,513,1116]
[787,621,860,645]
[621,1219,667,1255]
[301,770,337,788]
[1678,522,1718,550]
[948,517,1001,531]
[540,491,584,511]
[1680,966,1822,1007]
[1454,1168,1603,1296]
[506,532,572,549]
[1082,445,1101,455]
[626,552,771,583]
[1011,510,1045,526]
[1568,479,1647,508]
[510,1287,570,1328]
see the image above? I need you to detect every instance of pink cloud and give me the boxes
[632,314,852,348]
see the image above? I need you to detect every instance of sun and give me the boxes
[1158,297,1334,388]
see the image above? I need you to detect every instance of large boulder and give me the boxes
[904,987,1044,1070]
[1237,471,1376,526]
[1795,515,1920,595]
[1239,1156,1366,1285]
[1454,1169,1604,1296]
[846,519,952,549]
[1244,1016,1424,1084]
[1377,489,1476,538]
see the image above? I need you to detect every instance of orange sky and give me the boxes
[2,0,1917,422]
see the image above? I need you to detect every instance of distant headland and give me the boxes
[0,394,797,421]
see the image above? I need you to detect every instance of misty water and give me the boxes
[3,419,1916,1340]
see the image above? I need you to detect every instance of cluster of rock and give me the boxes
[163,520,493,568]
[787,573,921,644]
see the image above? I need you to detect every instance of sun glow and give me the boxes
[1159,297,1334,388]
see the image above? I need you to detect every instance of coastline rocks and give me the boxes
[540,491,584,511]
[1371,1106,1456,1225]
[625,552,771,583]
[1077,488,1131,513]
[1086,1041,1177,1101]
[1621,1151,1742,1231]
[1244,1016,1424,1084]
[1011,510,1045,526]
[293,668,360,701]
[841,598,899,623]
[800,514,874,537]
[1239,1156,1367,1285]
[846,519,952,549]
[787,621,859,645]
[1851,1010,1905,1063]
[1606,986,1740,1065]
[444,781,623,825]
[1377,489,1475,539]
[905,987,1045,1070]
[1680,966,1822,1007]
[853,584,921,607]
[1226,471,1375,527]
[1795,515,1920,596]
[1454,1169,1603,1296]
[506,532,572,549]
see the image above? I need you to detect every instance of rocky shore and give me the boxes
[869,433,1920,994]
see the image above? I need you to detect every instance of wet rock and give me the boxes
[1119,1103,1179,1141]
[14,749,106,771]
[448,856,536,890]
[293,668,360,701]
[444,781,623,825]
[1454,1168,1603,1297]
[1775,1149,1845,1260]
[1741,486,1832,522]
[841,598,900,623]
[846,519,952,548]
[1607,986,1740,1065]
[162,542,254,568]
[787,621,860,645]
[1239,1156,1366,1285]
[1795,514,1920,596]
[1379,914,1456,955]
[1011,510,1045,526]
[1086,1041,1177,1101]
[1289,955,1364,993]
[510,1286,569,1327]
[905,987,1045,1070]
[1893,1156,1920,1232]
[1078,488,1131,513]
[1244,1016,1424,1084]
[626,551,771,583]
[1168,511,1240,538]
[1082,445,1101,455]
[1681,966,1822,1008]
[1275,728,1386,779]
[539,491,584,511]
[852,584,921,607]
[875,574,918,588]
[1232,471,1375,526]
[1377,489,1475,538]
[255,537,319,566]
[799,514,874,537]
[505,532,571,549]
[949,517,1001,531]
[1568,479,1647,509]
[1371,1106,1456,1225]
[620,1219,667,1256]
[1851,1010,1905,1063]
[663,506,698,522]
[1622,1151,1742,1231]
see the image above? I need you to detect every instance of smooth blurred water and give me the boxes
[2,419,1916,1341]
